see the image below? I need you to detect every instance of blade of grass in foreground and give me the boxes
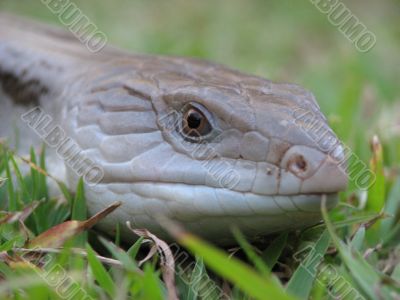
[4,151,17,211]
[286,229,330,299]
[127,236,145,260]
[86,244,115,297]
[71,178,88,246]
[29,147,40,203]
[366,136,385,214]
[261,232,288,270]
[321,197,392,299]
[366,136,386,244]
[185,256,206,300]
[381,176,400,237]
[99,237,141,274]
[232,226,270,277]
[38,146,49,200]
[142,264,164,300]
[162,219,296,300]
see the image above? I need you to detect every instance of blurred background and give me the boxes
[1,0,399,181]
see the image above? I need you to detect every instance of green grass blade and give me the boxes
[29,147,40,202]
[72,178,87,246]
[38,145,49,200]
[141,264,164,300]
[71,178,87,220]
[232,226,270,277]
[321,198,391,299]
[380,176,400,234]
[366,137,385,214]
[171,228,296,300]
[261,232,288,269]
[86,244,115,297]
[127,236,145,260]
[286,230,330,299]
[100,237,140,273]
[392,265,400,282]
[10,155,29,203]
[4,151,17,211]
[186,256,204,300]
[350,226,365,251]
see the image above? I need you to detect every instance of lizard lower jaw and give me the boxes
[85,182,338,244]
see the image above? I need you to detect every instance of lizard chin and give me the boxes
[83,181,339,245]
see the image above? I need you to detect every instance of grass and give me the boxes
[0,1,399,299]
[0,145,399,299]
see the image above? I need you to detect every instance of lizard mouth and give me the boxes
[289,192,338,212]
[84,181,338,242]
[86,183,338,237]
[86,181,339,217]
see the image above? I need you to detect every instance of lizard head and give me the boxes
[0,14,349,244]
[63,56,348,244]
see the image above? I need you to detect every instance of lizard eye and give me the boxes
[181,103,213,141]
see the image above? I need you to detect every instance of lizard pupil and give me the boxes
[187,110,203,129]
[180,103,213,141]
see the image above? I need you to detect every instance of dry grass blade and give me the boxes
[0,251,38,270]
[127,222,178,300]
[0,251,17,265]
[27,201,122,248]
[0,201,42,225]
[14,247,137,271]
[138,244,158,267]
[3,147,61,185]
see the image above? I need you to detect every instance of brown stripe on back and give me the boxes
[0,68,48,106]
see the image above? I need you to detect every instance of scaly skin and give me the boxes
[0,14,347,244]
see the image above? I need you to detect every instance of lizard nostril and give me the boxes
[287,155,308,174]
[281,146,325,180]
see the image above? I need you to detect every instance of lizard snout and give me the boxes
[280,145,348,193]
